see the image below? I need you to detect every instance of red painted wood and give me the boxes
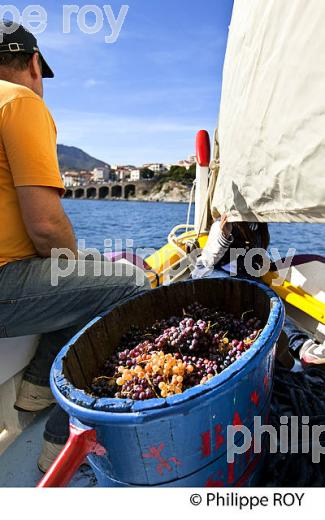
[205,477,224,487]
[201,431,211,457]
[228,462,235,484]
[233,411,243,427]
[215,424,224,450]
[235,452,262,487]
[250,390,260,406]
[37,425,105,488]
[196,130,211,167]
[227,411,244,484]
[142,443,181,476]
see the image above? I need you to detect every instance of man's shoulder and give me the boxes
[0,80,42,109]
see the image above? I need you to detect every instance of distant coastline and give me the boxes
[63,180,193,204]
[59,144,196,204]
[64,198,190,205]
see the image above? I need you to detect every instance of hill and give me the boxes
[57,144,107,171]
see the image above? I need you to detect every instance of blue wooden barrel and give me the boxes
[51,278,284,487]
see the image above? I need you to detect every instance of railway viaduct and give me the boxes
[63,181,155,200]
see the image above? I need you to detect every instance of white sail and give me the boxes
[212,0,325,223]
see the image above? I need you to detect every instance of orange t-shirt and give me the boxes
[0,80,64,267]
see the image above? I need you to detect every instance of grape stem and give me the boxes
[205,321,212,333]
[145,374,160,398]
[93,376,115,383]
[241,309,254,320]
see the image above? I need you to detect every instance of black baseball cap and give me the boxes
[0,20,54,78]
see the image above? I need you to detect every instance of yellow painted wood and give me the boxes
[263,272,325,324]
[146,232,208,287]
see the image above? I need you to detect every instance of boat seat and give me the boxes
[0,336,39,454]
[0,336,39,386]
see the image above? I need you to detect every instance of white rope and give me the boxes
[196,171,213,237]
[167,224,195,258]
[186,179,196,231]
[196,159,220,238]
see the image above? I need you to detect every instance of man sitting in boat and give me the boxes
[0,21,150,471]
[193,215,325,370]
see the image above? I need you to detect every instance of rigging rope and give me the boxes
[195,157,220,239]
[186,180,196,232]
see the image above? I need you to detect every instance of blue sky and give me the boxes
[13,0,233,165]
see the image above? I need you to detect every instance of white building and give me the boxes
[92,166,111,183]
[147,163,168,174]
[63,171,82,187]
[116,168,132,182]
[130,169,142,182]
[112,164,136,172]
[177,159,195,170]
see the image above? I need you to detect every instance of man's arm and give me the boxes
[1,96,76,257]
[16,186,78,258]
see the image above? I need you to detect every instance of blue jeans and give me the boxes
[0,256,150,443]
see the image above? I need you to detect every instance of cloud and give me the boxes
[83,79,106,88]
[38,30,82,51]
[55,109,201,135]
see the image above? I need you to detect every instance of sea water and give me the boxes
[63,199,325,257]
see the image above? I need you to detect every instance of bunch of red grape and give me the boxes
[90,303,263,401]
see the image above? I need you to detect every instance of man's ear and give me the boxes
[29,52,42,79]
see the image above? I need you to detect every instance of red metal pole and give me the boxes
[37,425,104,488]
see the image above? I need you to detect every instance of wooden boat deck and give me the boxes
[0,408,97,487]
